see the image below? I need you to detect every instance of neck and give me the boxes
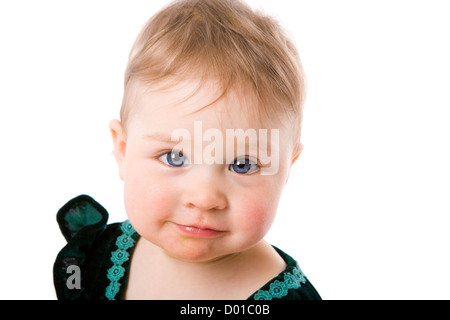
[138,237,266,280]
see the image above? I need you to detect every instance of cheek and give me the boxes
[232,186,282,241]
[123,166,173,231]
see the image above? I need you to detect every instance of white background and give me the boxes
[1,0,449,299]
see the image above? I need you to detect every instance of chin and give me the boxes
[165,245,219,262]
[163,240,238,263]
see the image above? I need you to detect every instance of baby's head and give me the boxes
[110,0,306,262]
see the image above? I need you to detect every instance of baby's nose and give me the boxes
[181,171,228,211]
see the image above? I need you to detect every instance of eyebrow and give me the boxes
[143,133,191,144]
[143,130,273,147]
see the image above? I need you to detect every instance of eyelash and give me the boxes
[156,150,261,175]
[229,157,260,175]
[157,150,188,168]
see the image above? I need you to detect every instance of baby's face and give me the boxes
[111,79,299,262]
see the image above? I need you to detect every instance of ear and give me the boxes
[285,142,304,185]
[109,119,127,181]
[291,142,304,165]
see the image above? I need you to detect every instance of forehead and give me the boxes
[126,78,283,135]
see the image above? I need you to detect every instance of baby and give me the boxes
[54,0,321,300]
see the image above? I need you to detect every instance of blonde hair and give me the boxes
[120,0,306,150]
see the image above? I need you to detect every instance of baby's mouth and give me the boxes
[173,223,225,238]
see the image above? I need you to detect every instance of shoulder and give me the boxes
[248,246,322,300]
[53,195,122,300]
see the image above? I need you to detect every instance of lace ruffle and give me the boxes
[105,220,137,300]
[253,265,307,300]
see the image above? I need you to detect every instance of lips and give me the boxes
[173,223,225,238]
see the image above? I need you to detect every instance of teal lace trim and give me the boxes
[253,265,307,300]
[105,220,137,300]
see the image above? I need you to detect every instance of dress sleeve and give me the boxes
[53,195,109,299]
[56,194,108,241]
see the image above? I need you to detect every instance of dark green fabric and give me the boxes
[56,195,107,242]
[54,195,321,300]
[247,246,321,300]
[54,195,115,299]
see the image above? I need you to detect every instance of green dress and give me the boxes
[53,195,321,300]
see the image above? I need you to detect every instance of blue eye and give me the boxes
[158,150,188,167]
[230,158,259,174]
